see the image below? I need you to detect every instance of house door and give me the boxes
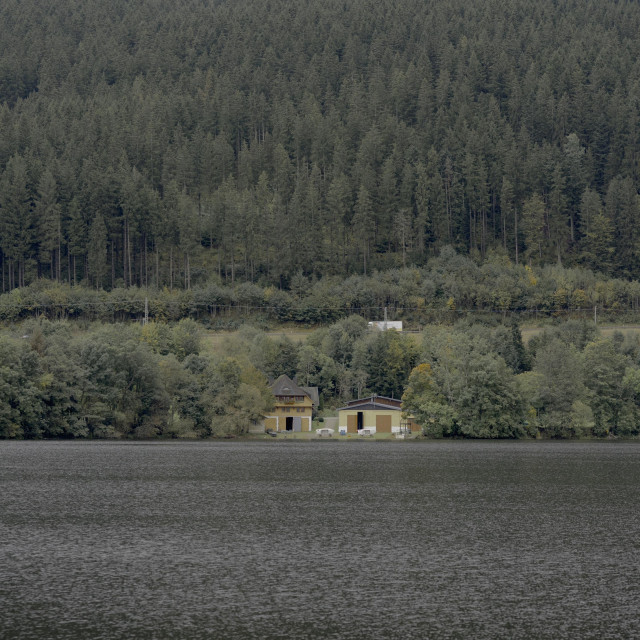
[293,417,302,432]
[286,417,293,431]
[357,412,363,430]
[376,414,392,433]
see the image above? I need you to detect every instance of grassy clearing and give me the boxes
[202,323,640,352]
[202,328,316,353]
[520,323,640,343]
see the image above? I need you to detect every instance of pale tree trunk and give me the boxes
[170,246,174,291]
[514,210,519,265]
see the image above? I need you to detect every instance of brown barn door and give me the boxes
[376,414,392,433]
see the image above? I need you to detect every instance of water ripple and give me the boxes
[1,441,639,639]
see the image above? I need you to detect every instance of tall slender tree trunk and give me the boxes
[231,245,235,283]
[492,193,497,239]
[170,246,174,291]
[570,213,574,243]
[363,239,367,276]
[502,208,507,250]
[482,208,487,257]
[57,217,62,282]
[144,234,148,287]
[127,220,132,287]
[444,180,452,241]
[155,244,159,288]
[123,223,128,287]
[514,210,519,265]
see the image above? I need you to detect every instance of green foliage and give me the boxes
[582,339,629,436]
[0,319,274,439]
[205,358,273,437]
[2,1,640,289]
[2,249,640,329]
[4,312,640,440]
[528,338,587,437]
[0,336,44,438]
[413,328,526,438]
[353,330,418,399]
[489,321,531,373]
[402,364,455,438]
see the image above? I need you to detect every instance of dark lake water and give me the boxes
[1,440,639,639]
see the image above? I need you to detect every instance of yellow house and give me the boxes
[337,396,421,435]
[265,374,318,432]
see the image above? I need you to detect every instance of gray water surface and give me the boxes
[1,440,639,639]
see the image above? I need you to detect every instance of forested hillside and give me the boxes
[2,0,640,292]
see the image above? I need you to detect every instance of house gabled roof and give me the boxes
[302,386,319,407]
[337,401,402,412]
[271,374,317,405]
[346,396,402,409]
[337,395,402,412]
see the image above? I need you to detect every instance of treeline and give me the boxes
[0,314,418,439]
[3,315,639,439]
[0,319,273,439]
[2,250,640,325]
[404,321,640,438]
[2,0,640,290]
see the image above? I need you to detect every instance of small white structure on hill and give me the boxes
[368,306,402,331]
[368,320,402,331]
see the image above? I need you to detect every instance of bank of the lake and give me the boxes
[2,440,639,639]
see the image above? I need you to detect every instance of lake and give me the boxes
[1,440,639,639]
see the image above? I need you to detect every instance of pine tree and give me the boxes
[521,193,546,264]
[36,168,62,281]
[352,185,374,275]
[87,213,108,289]
[0,154,34,288]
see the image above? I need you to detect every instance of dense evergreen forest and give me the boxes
[2,0,640,290]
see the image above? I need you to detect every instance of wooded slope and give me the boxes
[1,0,640,289]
